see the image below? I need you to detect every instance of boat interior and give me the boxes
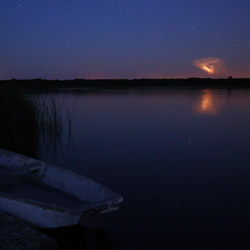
[0,173,89,211]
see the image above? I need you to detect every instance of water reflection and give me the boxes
[194,89,225,115]
[37,88,250,250]
[200,90,213,112]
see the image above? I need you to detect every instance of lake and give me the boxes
[37,88,250,249]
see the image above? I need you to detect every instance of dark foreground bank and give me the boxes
[0,212,56,250]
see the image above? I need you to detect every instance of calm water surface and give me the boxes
[39,89,250,249]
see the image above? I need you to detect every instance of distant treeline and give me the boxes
[1,78,250,90]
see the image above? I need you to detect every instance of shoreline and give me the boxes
[1,78,250,90]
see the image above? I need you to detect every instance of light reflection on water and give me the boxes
[37,89,250,249]
[194,89,226,115]
[199,89,214,113]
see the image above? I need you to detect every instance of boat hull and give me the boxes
[0,149,123,228]
[0,194,80,228]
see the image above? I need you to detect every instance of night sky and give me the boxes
[1,0,250,80]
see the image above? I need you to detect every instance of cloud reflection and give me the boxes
[194,89,225,115]
[200,90,213,112]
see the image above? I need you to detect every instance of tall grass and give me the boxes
[0,87,65,158]
[33,96,63,157]
[65,97,76,136]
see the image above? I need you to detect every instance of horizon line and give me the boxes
[1,76,248,81]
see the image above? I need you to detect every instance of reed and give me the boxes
[33,96,63,157]
[0,87,64,158]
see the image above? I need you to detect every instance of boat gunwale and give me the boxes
[0,191,81,216]
[0,189,123,216]
[0,149,122,202]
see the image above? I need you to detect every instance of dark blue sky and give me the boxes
[0,0,250,79]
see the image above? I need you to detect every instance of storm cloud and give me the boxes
[193,57,227,75]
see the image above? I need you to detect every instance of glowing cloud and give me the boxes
[193,57,227,75]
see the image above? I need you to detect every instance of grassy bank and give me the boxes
[0,87,38,157]
[0,87,63,158]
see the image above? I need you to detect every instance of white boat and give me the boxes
[0,149,123,228]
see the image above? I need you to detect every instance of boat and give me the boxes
[0,148,123,228]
